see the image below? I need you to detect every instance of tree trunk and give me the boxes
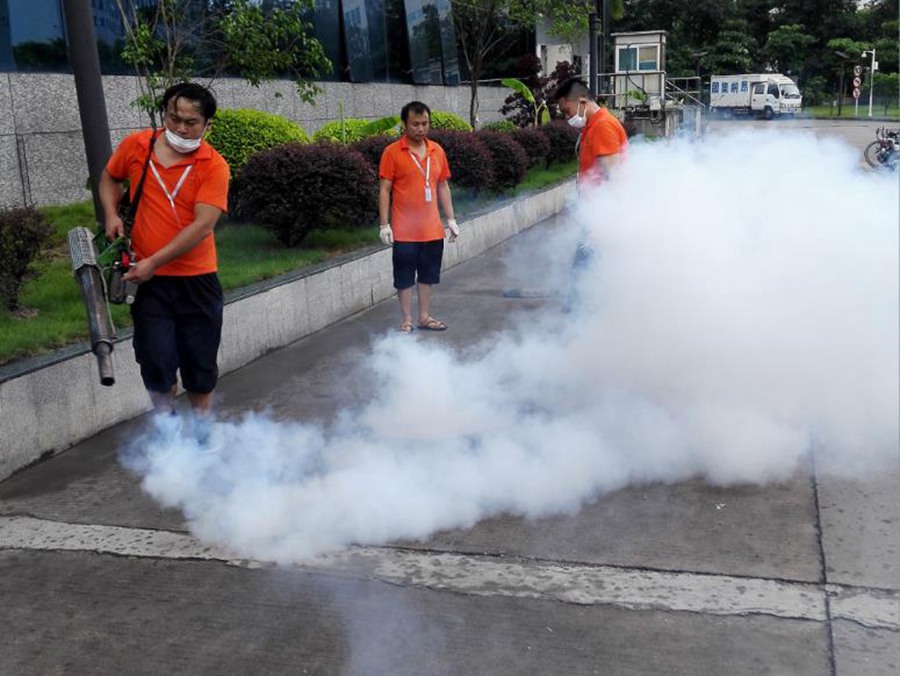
[469,79,479,128]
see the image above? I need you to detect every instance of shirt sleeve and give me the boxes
[436,145,451,181]
[105,132,138,180]
[378,146,395,181]
[195,155,231,213]
[590,116,626,157]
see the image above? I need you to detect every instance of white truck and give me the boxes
[709,73,802,120]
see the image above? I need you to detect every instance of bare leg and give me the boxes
[148,385,178,414]
[398,286,414,327]
[417,283,432,324]
[187,391,214,415]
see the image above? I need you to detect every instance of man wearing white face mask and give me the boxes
[99,82,230,420]
[553,77,627,187]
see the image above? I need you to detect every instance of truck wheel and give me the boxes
[721,108,733,120]
[763,107,775,120]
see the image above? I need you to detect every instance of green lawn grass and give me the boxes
[1,161,576,366]
[806,104,900,120]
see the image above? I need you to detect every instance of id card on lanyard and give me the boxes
[410,151,432,202]
[150,161,193,223]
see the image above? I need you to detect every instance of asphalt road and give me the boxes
[1,119,897,676]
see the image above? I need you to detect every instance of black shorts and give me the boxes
[392,239,444,289]
[130,273,223,395]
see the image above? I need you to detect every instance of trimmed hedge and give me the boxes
[0,206,54,311]
[350,135,395,174]
[540,121,581,166]
[430,110,473,131]
[207,108,309,171]
[475,130,529,192]
[482,120,517,133]
[312,119,374,144]
[510,127,551,168]
[427,129,494,194]
[233,142,378,246]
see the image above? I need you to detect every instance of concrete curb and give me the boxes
[0,181,573,481]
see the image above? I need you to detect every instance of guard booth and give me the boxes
[597,30,703,138]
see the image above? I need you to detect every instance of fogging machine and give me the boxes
[68,132,156,386]
[68,227,137,386]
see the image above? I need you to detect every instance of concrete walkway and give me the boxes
[1,216,897,676]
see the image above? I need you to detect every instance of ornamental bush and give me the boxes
[426,129,494,195]
[510,127,551,168]
[540,120,580,166]
[430,110,473,131]
[482,119,517,133]
[475,130,529,192]
[312,119,373,144]
[206,108,309,172]
[233,142,378,247]
[0,205,54,311]
[350,135,395,174]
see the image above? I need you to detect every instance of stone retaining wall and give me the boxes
[0,74,508,208]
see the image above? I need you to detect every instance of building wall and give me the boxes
[0,73,508,207]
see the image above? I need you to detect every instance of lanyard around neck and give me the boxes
[409,148,431,183]
[149,161,193,221]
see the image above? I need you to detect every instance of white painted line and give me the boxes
[1,515,897,630]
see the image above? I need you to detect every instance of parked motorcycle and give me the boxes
[863,127,899,171]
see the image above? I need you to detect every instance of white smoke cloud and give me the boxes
[124,128,899,564]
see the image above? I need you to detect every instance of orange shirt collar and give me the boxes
[583,107,607,134]
[399,135,437,156]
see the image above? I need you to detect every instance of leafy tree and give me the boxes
[450,0,521,128]
[114,0,331,125]
[703,18,759,74]
[762,24,816,75]
[873,73,899,114]
[450,0,622,128]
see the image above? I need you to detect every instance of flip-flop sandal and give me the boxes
[417,317,447,331]
[398,322,415,333]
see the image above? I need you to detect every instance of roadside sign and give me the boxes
[853,65,863,77]
[853,87,861,99]
[853,77,862,88]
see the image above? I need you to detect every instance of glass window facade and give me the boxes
[0,0,459,85]
[0,0,67,71]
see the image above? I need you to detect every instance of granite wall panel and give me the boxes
[2,75,507,206]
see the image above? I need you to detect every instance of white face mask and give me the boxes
[567,101,586,129]
[165,127,204,153]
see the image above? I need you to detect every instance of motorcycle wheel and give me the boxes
[863,140,891,168]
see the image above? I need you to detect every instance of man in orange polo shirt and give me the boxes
[553,77,628,187]
[378,101,458,332]
[99,82,230,420]
[553,78,628,310]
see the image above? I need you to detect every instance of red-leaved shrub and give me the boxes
[475,130,529,192]
[350,135,396,174]
[509,127,551,168]
[539,121,580,167]
[0,205,54,310]
[426,129,494,195]
[233,142,378,246]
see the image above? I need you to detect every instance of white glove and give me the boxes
[379,224,394,246]
[446,218,459,243]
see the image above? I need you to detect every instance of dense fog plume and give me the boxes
[123,128,899,563]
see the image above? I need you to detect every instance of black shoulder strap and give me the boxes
[122,131,158,229]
